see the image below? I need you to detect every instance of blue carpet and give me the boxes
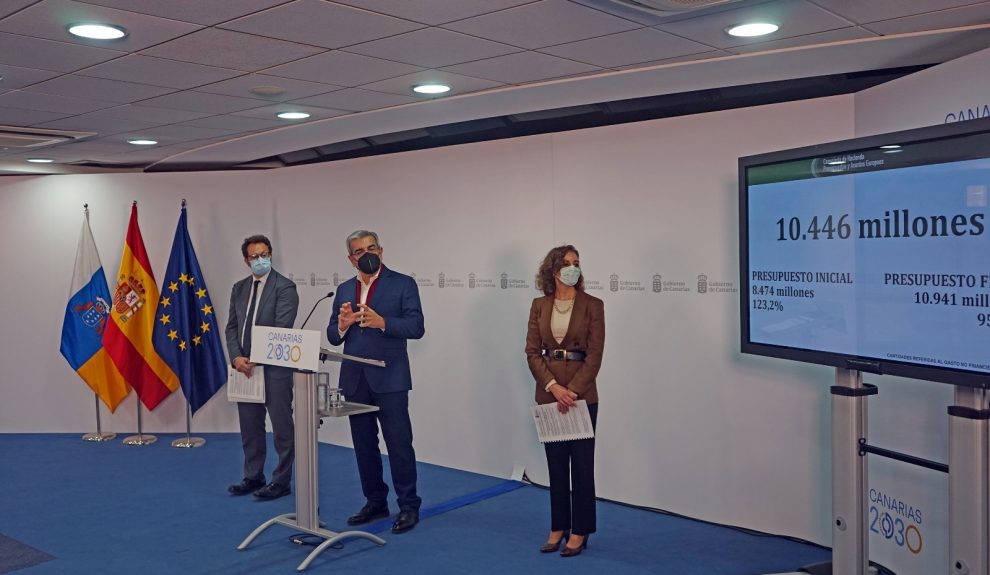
[0,434,829,574]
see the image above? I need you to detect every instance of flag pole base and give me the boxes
[171,437,205,448]
[123,434,157,445]
[82,432,117,442]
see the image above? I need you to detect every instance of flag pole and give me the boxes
[82,393,117,442]
[171,401,206,448]
[123,399,157,445]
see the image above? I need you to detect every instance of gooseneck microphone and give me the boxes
[299,291,335,330]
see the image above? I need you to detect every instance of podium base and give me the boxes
[171,437,206,448]
[239,513,385,571]
[123,434,157,445]
[82,432,116,442]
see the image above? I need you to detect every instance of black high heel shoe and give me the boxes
[540,531,568,553]
[560,533,589,557]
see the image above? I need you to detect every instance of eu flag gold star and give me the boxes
[201,322,211,333]
[196,288,207,298]
[159,314,170,325]
[169,281,179,293]
[179,273,189,284]
[160,296,170,308]
[201,304,213,315]
[193,335,202,346]
[168,329,178,341]
[179,340,187,351]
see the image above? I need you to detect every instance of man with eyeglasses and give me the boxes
[327,230,425,533]
[225,234,299,500]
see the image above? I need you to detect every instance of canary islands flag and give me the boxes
[151,205,227,414]
[60,210,131,412]
[102,203,179,410]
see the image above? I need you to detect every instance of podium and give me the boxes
[238,326,386,571]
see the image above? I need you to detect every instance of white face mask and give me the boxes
[558,265,581,287]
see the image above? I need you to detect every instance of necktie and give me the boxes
[242,280,260,357]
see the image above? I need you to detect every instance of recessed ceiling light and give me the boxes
[726,22,778,37]
[27,158,54,163]
[276,111,310,120]
[880,145,901,149]
[68,23,127,40]
[128,139,157,145]
[412,83,451,95]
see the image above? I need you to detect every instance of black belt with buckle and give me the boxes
[543,349,586,361]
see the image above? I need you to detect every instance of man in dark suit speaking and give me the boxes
[328,230,425,534]
[225,234,299,500]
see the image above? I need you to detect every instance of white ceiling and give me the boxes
[0,0,988,174]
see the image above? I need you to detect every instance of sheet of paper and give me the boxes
[531,399,594,443]
[227,366,265,403]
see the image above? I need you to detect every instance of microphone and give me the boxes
[299,291,334,330]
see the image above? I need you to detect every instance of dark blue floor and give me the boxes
[0,434,829,574]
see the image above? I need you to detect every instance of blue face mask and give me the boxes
[558,265,581,287]
[250,257,271,276]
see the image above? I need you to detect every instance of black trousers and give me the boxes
[237,373,294,487]
[347,371,421,512]
[544,402,598,536]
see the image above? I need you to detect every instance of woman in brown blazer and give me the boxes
[526,244,605,558]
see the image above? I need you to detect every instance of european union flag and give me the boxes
[151,206,227,414]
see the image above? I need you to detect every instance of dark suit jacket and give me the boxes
[526,290,605,405]
[225,270,300,380]
[327,266,424,396]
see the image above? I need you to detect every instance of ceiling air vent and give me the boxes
[603,0,743,14]
[0,126,95,149]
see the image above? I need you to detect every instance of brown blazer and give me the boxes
[526,290,605,405]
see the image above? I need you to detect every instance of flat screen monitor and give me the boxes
[739,118,990,387]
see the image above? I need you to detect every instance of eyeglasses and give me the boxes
[350,245,380,257]
[246,252,270,261]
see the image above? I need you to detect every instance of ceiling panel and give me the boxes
[539,27,714,68]
[0,1,41,19]
[219,0,424,49]
[129,124,240,142]
[137,91,269,114]
[73,0,294,26]
[290,88,418,112]
[74,104,214,125]
[178,114,285,132]
[140,28,326,72]
[861,4,990,35]
[79,55,243,89]
[265,51,423,87]
[728,27,876,54]
[615,51,724,70]
[231,103,351,121]
[443,0,642,50]
[0,90,115,114]
[810,0,990,23]
[0,106,69,126]
[441,52,601,85]
[332,0,537,26]
[0,63,61,90]
[0,0,203,50]
[23,75,177,103]
[195,74,340,102]
[36,114,161,136]
[0,32,124,73]
[345,27,522,68]
[358,70,504,97]
[656,0,855,50]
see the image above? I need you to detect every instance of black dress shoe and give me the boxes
[228,477,265,496]
[391,510,419,534]
[253,482,291,500]
[346,503,390,526]
[540,531,568,553]
[560,534,589,557]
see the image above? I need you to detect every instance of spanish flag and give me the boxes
[102,203,179,410]
[60,208,131,412]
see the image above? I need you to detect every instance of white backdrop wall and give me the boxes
[0,96,854,548]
